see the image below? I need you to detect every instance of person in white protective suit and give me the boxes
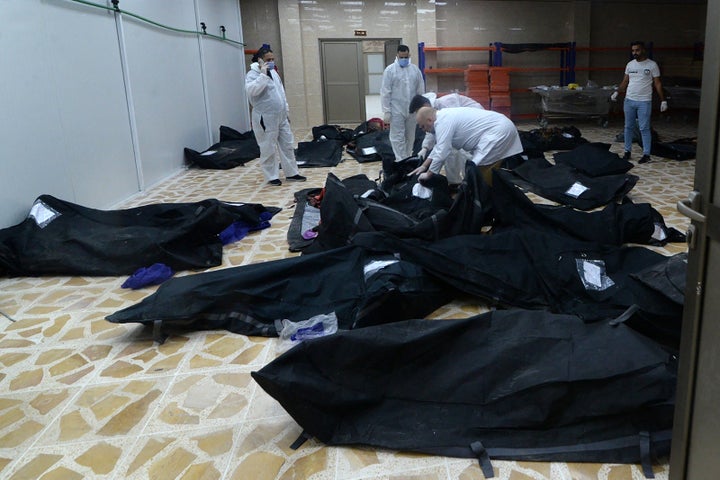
[408,92,485,185]
[410,106,523,187]
[380,44,425,161]
[245,46,306,186]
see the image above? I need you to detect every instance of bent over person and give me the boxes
[411,106,523,186]
[409,92,484,185]
[245,46,306,186]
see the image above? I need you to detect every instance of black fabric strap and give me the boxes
[290,431,311,450]
[639,431,655,479]
[486,429,672,458]
[470,441,495,478]
[353,208,364,227]
[152,320,168,345]
[608,304,640,326]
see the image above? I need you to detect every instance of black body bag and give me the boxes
[302,169,472,255]
[507,156,639,210]
[348,130,395,163]
[184,128,260,170]
[492,169,685,246]
[304,162,490,254]
[295,138,344,167]
[252,309,675,477]
[553,142,634,177]
[0,195,279,276]
[352,230,678,327]
[106,244,452,337]
[287,188,322,252]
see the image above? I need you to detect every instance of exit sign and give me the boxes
[354,30,367,37]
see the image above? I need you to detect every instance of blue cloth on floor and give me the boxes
[121,263,174,289]
[219,211,273,245]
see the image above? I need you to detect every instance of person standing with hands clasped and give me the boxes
[611,41,667,164]
[381,45,425,161]
[245,46,306,186]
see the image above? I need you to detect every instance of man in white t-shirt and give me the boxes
[410,106,523,186]
[611,41,667,164]
[408,93,485,185]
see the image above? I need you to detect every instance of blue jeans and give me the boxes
[623,99,652,155]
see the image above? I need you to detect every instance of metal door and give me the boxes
[384,39,400,67]
[671,0,720,478]
[320,40,364,124]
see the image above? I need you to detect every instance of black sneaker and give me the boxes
[268,179,282,186]
[286,174,307,182]
[639,155,651,164]
[622,151,631,160]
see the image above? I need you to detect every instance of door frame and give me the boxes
[670,0,720,477]
[319,38,402,124]
[319,39,365,124]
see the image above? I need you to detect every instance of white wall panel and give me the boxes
[198,1,251,142]
[0,0,137,226]
[118,0,209,188]
[42,1,140,205]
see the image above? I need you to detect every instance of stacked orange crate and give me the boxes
[463,64,490,108]
[490,67,512,118]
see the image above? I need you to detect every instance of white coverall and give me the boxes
[380,58,425,161]
[429,107,523,175]
[245,63,301,181]
[422,93,484,183]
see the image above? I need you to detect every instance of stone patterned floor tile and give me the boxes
[120,425,239,480]
[95,333,199,381]
[141,367,259,435]
[226,417,337,480]
[0,386,81,460]
[183,333,273,372]
[0,338,116,394]
[243,375,294,423]
[34,376,173,447]
[5,436,135,480]
[335,447,449,480]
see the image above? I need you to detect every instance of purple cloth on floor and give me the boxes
[302,229,318,240]
[219,212,273,245]
[220,222,250,245]
[121,263,174,289]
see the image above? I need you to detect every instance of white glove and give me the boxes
[259,60,268,75]
[383,112,391,125]
[660,101,668,112]
[417,148,428,160]
[610,91,619,102]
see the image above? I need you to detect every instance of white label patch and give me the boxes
[652,223,667,242]
[576,258,616,291]
[28,200,60,228]
[565,182,588,198]
[364,259,399,279]
[412,183,433,199]
[583,261,603,288]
